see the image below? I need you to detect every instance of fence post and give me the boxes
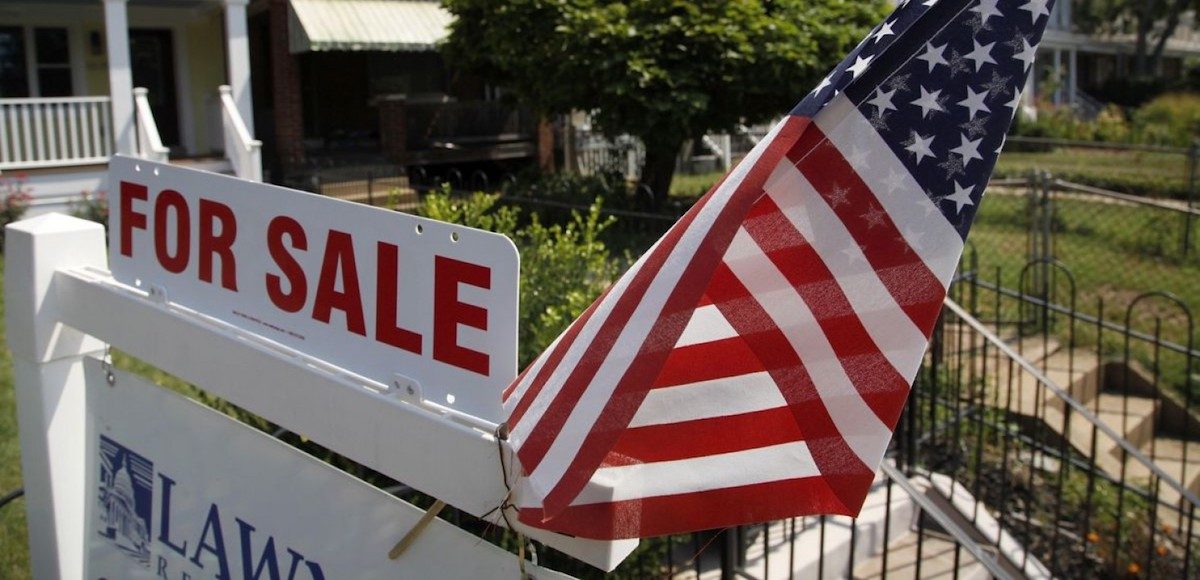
[1185,140,1197,256]
[5,214,108,579]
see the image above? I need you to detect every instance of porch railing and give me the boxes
[133,87,169,164]
[218,85,262,182]
[0,96,114,170]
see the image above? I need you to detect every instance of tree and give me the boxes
[1076,0,1200,78]
[441,0,889,199]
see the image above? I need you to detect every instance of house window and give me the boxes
[0,26,29,97]
[34,28,72,97]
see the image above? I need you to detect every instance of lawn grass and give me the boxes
[0,257,31,579]
[994,146,1195,200]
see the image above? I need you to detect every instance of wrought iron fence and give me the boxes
[289,164,1200,579]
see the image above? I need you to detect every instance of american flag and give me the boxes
[503,0,1054,540]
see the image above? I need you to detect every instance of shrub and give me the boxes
[1011,104,1133,144]
[502,168,632,208]
[0,173,33,250]
[1132,92,1200,147]
[70,189,108,226]
[418,187,620,365]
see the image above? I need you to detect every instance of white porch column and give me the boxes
[1053,49,1063,104]
[224,0,255,134]
[103,0,134,155]
[1069,48,1078,106]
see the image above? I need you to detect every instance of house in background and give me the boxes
[1028,2,1200,114]
[1,0,538,215]
[249,0,542,188]
[0,0,262,214]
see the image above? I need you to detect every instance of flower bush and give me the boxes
[0,173,33,250]
[70,189,109,226]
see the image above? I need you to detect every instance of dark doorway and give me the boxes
[130,29,180,148]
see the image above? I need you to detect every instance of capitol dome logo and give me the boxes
[97,435,154,567]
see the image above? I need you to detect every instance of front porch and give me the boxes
[0,0,260,214]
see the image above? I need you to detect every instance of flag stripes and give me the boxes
[504,0,1057,540]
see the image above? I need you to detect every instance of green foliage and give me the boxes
[0,175,32,250]
[503,169,629,207]
[1012,104,1133,143]
[69,190,108,226]
[443,0,889,192]
[418,187,620,365]
[1133,92,1200,147]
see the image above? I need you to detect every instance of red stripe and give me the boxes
[532,118,813,517]
[705,262,874,512]
[514,192,711,458]
[786,126,945,337]
[651,337,765,388]
[504,285,609,420]
[520,475,851,540]
[741,196,912,430]
[609,405,804,464]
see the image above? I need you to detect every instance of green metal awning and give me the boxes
[288,0,452,54]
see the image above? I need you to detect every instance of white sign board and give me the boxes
[106,156,519,423]
[83,358,571,579]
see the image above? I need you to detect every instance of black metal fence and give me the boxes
[289,163,1200,579]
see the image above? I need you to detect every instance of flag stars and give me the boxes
[847,143,872,167]
[902,226,927,252]
[871,20,896,44]
[868,88,898,113]
[848,55,876,79]
[970,0,1004,25]
[841,244,869,266]
[947,50,971,77]
[881,168,907,195]
[911,86,947,118]
[812,72,835,96]
[958,87,992,119]
[860,204,888,229]
[964,40,998,72]
[827,185,851,208]
[1011,37,1038,71]
[960,116,989,139]
[944,181,976,214]
[905,132,937,164]
[1020,0,1052,23]
[917,42,949,73]
[982,71,1014,99]
[939,155,967,180]
[951,133,985,167]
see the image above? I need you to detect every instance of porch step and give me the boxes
[852,530,987,580]
[170,156,234,175]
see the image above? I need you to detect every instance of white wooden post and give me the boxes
[224,0,255,134]
[4,214,108,580]
[103,0,134,155]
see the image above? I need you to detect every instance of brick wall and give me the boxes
[270,0,305,172]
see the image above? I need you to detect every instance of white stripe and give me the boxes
[570,441,819,505]
[503,329,566,410]
[813,95,964,289]
[628,371,785,428]
[522,119,792,501]
[675,304,738,347]
[763,163,930,381]
[507,244,655,432]
[724,229,894,470]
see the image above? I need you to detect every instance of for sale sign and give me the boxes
[107,156,518,423]
[84,359,571,579]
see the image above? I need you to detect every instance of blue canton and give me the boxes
[790,0,1054,239]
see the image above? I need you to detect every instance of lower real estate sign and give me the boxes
[83,358,568,580]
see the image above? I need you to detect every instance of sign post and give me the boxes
[6,157,638,578]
